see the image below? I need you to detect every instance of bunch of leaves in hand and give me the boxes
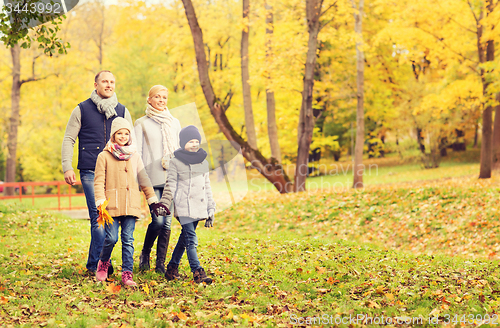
[97,199,113,228]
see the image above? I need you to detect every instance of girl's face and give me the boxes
[185,139,200,152]
[114,128,130,146]
[148,90,168,111]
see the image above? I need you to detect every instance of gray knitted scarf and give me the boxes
[90,90,118,119]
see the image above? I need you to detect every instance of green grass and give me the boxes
[1,172,500,327]
[1,149,496,327]
[0,195,88,210]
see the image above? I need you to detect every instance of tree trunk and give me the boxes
[241,0,258,149]
[480,102,492,178]
[265,1,281,164]
[492,93,500,169]
[474,121,479,148]
[181,0,292,193]
[478,2,494,179]
[5,44,21,196]
[352,0,365,189]
[294,0,323,192]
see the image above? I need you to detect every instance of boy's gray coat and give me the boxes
[160,157,215,219]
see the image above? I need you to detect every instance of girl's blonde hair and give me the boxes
[148,85,169,99]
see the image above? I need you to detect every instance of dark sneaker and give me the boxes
[165,264,180,281]
[108,262,114,277]
[193,268,212,284]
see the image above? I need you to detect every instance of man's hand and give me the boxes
[64,170,76,185]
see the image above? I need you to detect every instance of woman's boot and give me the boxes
[155,229,171,274]
[139,225,160,271]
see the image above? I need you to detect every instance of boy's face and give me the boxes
[185,139,200,152]
[114,128,130,146]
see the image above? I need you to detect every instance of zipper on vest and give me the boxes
[103,117,107,145]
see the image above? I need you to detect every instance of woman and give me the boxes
[135,85,181,274]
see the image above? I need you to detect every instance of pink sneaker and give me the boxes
[96,260,110,281]
[122,271,137,286]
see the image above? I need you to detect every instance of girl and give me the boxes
[94,117,169,286]
[134,85,181,274]
[158,125,215,284]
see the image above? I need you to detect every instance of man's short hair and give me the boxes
[95,70,113,82]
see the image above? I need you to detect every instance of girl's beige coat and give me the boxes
[94,151,157,218]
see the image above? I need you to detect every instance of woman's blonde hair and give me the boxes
[148,85,169,99]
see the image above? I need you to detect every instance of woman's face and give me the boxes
[148,90,168,111]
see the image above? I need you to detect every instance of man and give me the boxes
[62,71,134,274]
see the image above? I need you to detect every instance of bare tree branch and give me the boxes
[319,17,335,31]
[350,0,357,10]
[436,1,476,33]
[320,1,337,17]
[467,0,480,24]
[222,89,234,110]
[416,26,479,64]
[20,73,58,86]
[31,54,42,79]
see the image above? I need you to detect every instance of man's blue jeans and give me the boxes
[100,216,136,273]
[80,169,105,272]
[168,220,201,272]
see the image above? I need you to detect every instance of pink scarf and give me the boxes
[104,141,135,161]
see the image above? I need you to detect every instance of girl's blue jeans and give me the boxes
[168,220,201,272]
[99,216,136,272]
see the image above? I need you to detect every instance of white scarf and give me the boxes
[145,104,177,169]
[90,90,118,119]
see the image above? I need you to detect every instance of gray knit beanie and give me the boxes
[179,125,202,149]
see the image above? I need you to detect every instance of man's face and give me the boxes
[94,72,115,99]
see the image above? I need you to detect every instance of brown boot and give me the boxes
[155,230,171,274]
[165,264,181,281]
[193,268,212,284]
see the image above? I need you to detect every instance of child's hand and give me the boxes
[150,202,170,217]
[205,209,215,228]
[97,199,113,228]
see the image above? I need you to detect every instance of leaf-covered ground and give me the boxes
[1,176,500,327]
[221,176,500,259]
